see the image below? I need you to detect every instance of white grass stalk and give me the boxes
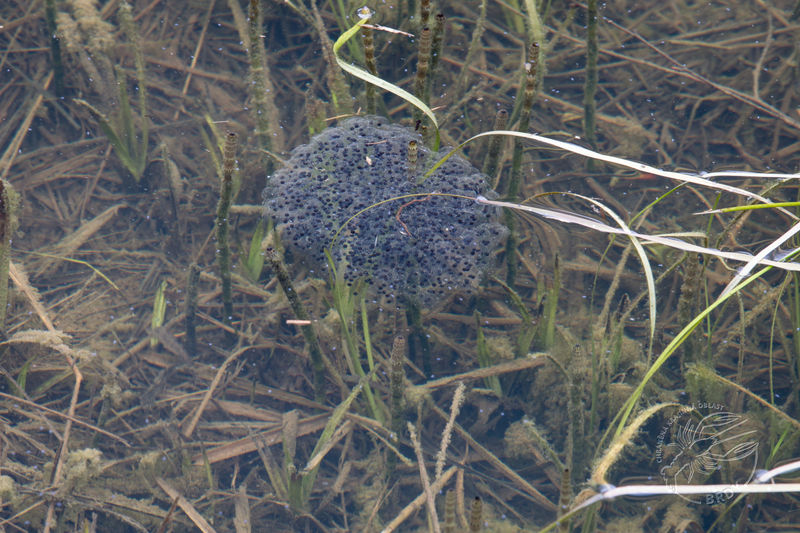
[578,481,800,508]
[580,455,800,511]
[477,197,800,273]
[464,130,798,208]
[539,459,800,533]
[719,221,800,299]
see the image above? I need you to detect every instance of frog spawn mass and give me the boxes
[262,116,508,307]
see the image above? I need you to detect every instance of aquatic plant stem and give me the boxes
[119,1,149,187]
[469,497,483,532]
[444,490,456,533]
[386,334,407,475]
[333,15,440,149]
[265,247,326,402]
[312,1,352,116]
[608,268,767,446]
[0,180,19,330]
[413,27,433,129]
[184,263,200,355]
[454,0,487,99]
[361,23,377,115]
[389,335,406,438]
[247,0,275,173]
[427,13,446,103]
[505,42,539,285]
[45,0,65,97]
[419,0,431,28]
[119,1,147,126]
[406,299,431,378]
[435,382,465,481]
[408,421,441,533]
[474,312,502,394]
[483,109,508,181]
[583,0,599,170]
[216,132,236,332]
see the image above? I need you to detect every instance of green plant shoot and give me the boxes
[150,279,167,348]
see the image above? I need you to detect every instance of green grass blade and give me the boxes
[300,369,372,501]
[150,279,167,348]
[699,201,800,214]
[613,266,767,439]
[116,67,135,156]
[493,277,537,355]
[474,312,502,395]
[16,357,32,393]
[26,251,120,291]
[360,299,375,373]
[201,114,224,176]
[245,219,266,281]
[74,98,138,179]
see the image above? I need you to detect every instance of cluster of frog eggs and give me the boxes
[262,116,507,307]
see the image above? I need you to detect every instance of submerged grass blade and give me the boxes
[424,130,798,212]
[324,250,383,424]
[612,266,766,440]
[719,222,800,298]
[244,219,266,282]
[75,94,147,183]
[474,312,503,395]
[150,279,167,348]
[477,196,800,272]
[567,193,656,343]
[25,252,119,291]
[700,201,800,214]
[493,277,537,355]
[300,370,372,501]
[75,99,135,173]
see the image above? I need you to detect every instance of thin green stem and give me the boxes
[216,132,236,331]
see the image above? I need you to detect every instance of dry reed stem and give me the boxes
[381,465,457,533]
[194,413,329,465]
[9,261,55,332]
[592,245,632,339]
[172,0,216,121]
[301,419,353,473]
[0,390,128,445]
[591,402,678,486]
[455,465,467,528]
[695,366,800,432]
[155,477,217,533]
[42,338,83,532]
[601,16,800,131]
[408,421,441,533]
[36,203,126,275]
[233,484,252,533]
[416,353,546,390]
[7,259,88,530]
[182,344,271,438]
[435,381,465,482]
[0,71,52,180]
[0,500,48,528]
